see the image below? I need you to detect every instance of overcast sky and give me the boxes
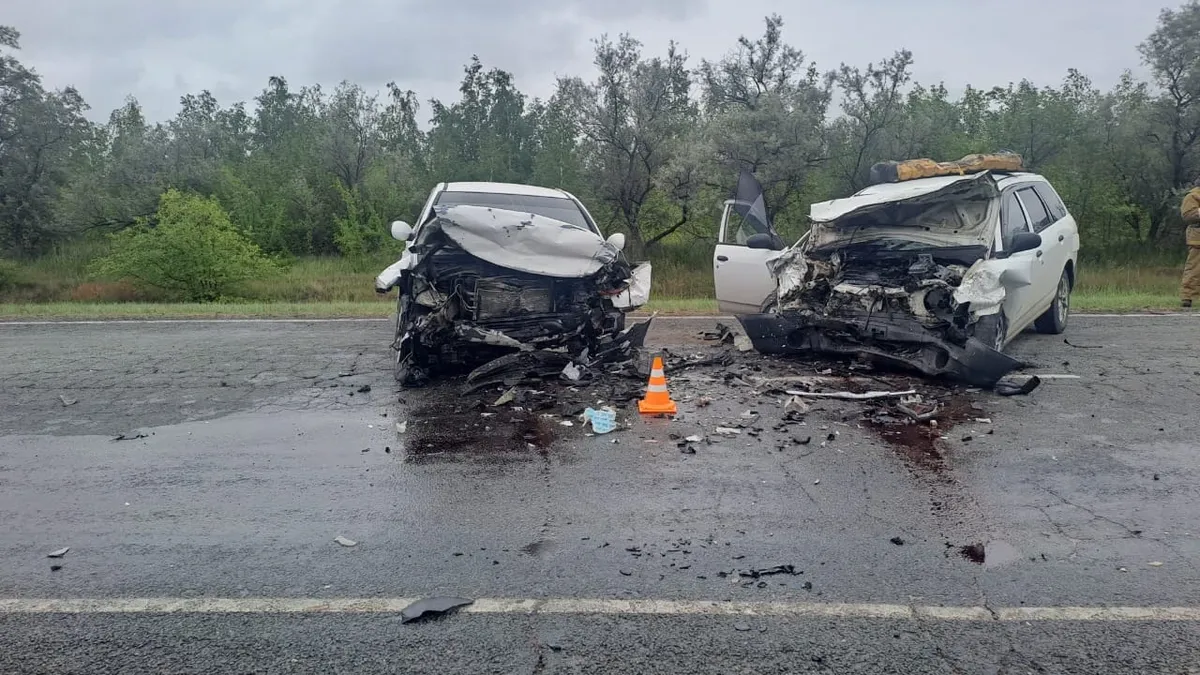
[8,0,1166,123]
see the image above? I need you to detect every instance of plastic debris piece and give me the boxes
[400,597,474,623]
[395,421,408,434]
[1148,561,1164,567]
[714,427,741,436]
[334,536,358,547]
[995,374,1041,396]
[59,395,77,406]
[47,547,69,558]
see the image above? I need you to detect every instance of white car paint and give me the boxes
[713,200,783,314]
[713,171,1081,346]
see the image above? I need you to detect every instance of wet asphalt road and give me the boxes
[0,315,1199,674]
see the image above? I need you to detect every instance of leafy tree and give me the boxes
[0,26,91,255]
[91,189,279,301]
[695,15,832,224]
[560,35,696,251]
[830,49,914,191]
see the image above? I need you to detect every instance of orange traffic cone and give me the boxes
[638,355,678,415]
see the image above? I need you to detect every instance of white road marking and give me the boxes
[0,313,1194,326]
[1033,374,1083,380]
[0,597,1196,621]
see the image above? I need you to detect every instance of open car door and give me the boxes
[713,171,785,314]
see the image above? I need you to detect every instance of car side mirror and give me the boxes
[390,220,413,242]
[1007,231,1042,255]
[606,233,626,251]
[746,233,782,250]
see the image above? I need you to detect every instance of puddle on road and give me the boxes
[401,387,561,465]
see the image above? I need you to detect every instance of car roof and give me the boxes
[853,171,1045,199]
[442,182,570,199]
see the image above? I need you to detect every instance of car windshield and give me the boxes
[434,191,591,230]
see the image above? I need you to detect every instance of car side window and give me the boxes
[1000,191,1030,249]
[1017,188,1053,232]
[721,208,771,245]
[1032,183,1068,221]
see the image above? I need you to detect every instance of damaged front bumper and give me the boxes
[736,311,1023,387]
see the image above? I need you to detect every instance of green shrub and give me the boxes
[0,258,23,292]
[90,189,280,302]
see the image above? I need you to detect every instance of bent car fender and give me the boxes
[374,251,417,292]
[954,260,1008,316]
[611,262,652,309]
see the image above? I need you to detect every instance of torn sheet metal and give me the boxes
[429,205,619,278]
[737,312,1023,387]
[807,173,999,251]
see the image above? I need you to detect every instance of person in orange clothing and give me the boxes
[1182,183,1200,308]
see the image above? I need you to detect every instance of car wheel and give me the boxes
[760,290,779,314]
[1034,269,1071,335]
[973,310,1008,352]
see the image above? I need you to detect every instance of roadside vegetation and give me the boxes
[1,6,1198,316]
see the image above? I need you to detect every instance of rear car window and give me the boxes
[1032,183,1068,221]
[1016,188,1053,232]
[435,191,591,230]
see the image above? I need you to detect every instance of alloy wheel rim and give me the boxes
[1057,276,1070,324]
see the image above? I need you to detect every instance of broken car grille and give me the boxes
[474,277,555,319]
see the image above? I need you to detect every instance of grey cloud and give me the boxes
[3,0,1164,123]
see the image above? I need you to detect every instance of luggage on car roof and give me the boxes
[869,152,1025,185]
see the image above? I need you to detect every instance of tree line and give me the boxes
[2,4,1199,262]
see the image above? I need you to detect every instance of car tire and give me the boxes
[973,310,1008,352]
[760,290,779,314]
[1034,269,1071,335]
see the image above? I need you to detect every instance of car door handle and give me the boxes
[1036,250,1043,257]
[716,255,729,262]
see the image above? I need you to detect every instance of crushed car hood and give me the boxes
[807,173,1000,251]
[420,204,620,278]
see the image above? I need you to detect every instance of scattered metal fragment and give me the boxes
[561,362,582,382]
[112,432,148,441]
[395,421,408,434]
[895,395,939,422]
[784,396,809,419]
[493,387,517,406]
[50,565,63,572]
[890,537,905,546]
[334,536,358,548]
[714,427,741,436]
[58,395,77,407]
[1148,561,1164,567]
[46,547,69,558]
[356,385,372,393]
[400,597,474,623]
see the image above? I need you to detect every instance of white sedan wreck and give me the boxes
[720,169,1079,386]
[376,182,652,386]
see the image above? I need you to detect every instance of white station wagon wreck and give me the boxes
[715,155,1081,386]
[376,182,652,386]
